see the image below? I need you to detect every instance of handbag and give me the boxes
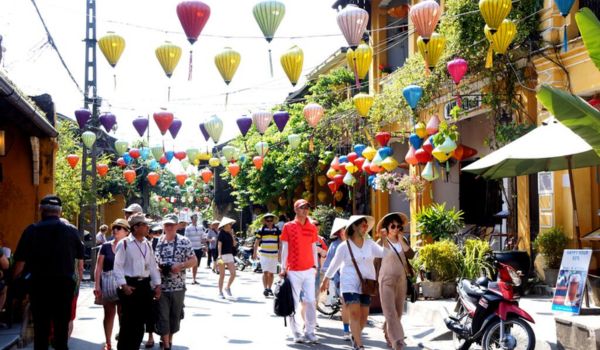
[347,241,379,297]
[387,238,418,303]
[101,270,119,302]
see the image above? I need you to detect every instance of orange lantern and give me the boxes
[200,168,213,184]
[253,156,264,170]
[97,164,109,177]
[387,4,410,19]
[147,172,160,186]
[123,169,136,184]
[176,173,188,186]
[66,154,79,169]
[228,163,240,177]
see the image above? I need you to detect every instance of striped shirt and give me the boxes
[255,226,281,257]
[184,224,205,250]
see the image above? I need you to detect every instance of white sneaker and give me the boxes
[293,333,306,343]
[218,291,225,299]
[343,332,351,341]
[305,333,318,344]
[225,288,232,297]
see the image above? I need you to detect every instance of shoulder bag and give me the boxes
[347,241,379,296]
[387,238,418,303]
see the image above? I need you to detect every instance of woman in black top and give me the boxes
[94,219,129,350]
[217,217,238,299]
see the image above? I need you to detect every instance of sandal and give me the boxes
[103,344,111,350]
[144,340,154,348]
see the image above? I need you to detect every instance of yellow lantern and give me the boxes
[362,146,377,161]
[353,93,374,117]
[479,0,512,32]
[98,32,125,68]
[417,33,446,70]
[317,175,327,186]
[155,42,182,78]
[326,168,338,179]
[334,191,344,202]
[280,45,304,86]
[209,157,221,167]
[381,156,399,172]
[415,122,427,139]
[278,196,287,207]
[346,41,372,80]
[484,20,516,68]
[432,147,451,162]
[198,152,211,161]
[317,191,328,203]
[214,47,241,85]
[345,162,359,174]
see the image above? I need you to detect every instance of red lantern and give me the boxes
[159,156,168,165]
[147,172,160,186]
[162,207,168,213]
[153,111,174,135]
[422,137,434,154]
[66,154,79,169]
[123,169,136,184]
[375,132,391,147]
[333,174,344,186]
[354,157,366,170]
[330,156,341,171]
[453,144,478,161]
[201,168,213,184]
[117,157,127,168]
[174,151,187,161]
[176,173,188,186]
[589,98,600,110]
[347,152,358,164]
[338,163,348,176]
[405,146,418,166]
[415,148,433,164]
[253,156,264,170]
[128,148,141,159]
[228,163,240,177]
[97,164,109,177]
[177,1,211,45]
[327,181,339,194]
[387,4,410,19]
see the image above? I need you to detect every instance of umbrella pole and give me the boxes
[566,156,582,249]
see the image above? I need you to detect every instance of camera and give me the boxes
[159,263,173,275]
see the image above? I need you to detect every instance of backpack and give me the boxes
[273,276,294,326]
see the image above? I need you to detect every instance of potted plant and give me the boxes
[414,240,462,299]
[416,203,465,241]
[461,239,493,280]
[533,227,568,287]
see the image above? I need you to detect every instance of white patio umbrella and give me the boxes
[463,118,600,242]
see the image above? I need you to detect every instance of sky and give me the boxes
[0,0,347,156]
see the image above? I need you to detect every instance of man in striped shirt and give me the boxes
[184,214,205,285]
[253,213,281,297]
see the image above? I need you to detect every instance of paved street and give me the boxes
[26,268,428,350]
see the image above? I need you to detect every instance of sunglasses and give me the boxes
[298,205,309,210]
[265,219,274,222]
[389,224,401,230]
[114,226,127,231]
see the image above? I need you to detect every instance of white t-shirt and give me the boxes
[324,239,384,294]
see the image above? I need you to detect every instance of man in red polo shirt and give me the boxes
[280,199,319,344]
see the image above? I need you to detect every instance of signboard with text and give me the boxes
[552,249,592,314]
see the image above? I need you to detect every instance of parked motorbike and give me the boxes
[234,237,255,271]
[445,253,535,350]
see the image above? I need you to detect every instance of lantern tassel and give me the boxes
[485,45,494,69]
[225,92,229,111]
[268,48,274,77]
[563,24,568,52]
[309,135,314,152]
[188,50,193,81]
[168,86,171,102]
[456,93,462,108]
[113,73,117,91]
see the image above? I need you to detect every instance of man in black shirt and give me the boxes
[13,195,84,350]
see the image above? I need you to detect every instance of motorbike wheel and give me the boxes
[481,317,535,350]
[234,257,246,271]
[316,290,340,317]
[451,302,473,350]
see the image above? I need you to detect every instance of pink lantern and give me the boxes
[409,0,441,43]
[447,58,468,107]
[426,116,440,135]
[251,111,273,135]
[303,103,324,128]
[337,4,369,48]
[405,146,418,166]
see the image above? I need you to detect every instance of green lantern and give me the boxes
[253,1,286,43]
[151,145,163,160]
[82,131,96,148]
[115,140,129,155]
[288,134,301,149]
[255,141,269,157]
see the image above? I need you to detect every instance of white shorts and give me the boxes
[221,254,234,264]
[260,256,278,273]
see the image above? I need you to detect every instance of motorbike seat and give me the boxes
[460,279,485,298]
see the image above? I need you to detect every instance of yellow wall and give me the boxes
[101,194,126,228]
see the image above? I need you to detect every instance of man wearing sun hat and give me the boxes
[280,199,319,344]
[253,213,281,297]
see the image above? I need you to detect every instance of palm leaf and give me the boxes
[576,7,600,71]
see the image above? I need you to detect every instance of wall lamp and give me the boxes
[0,130,5,156]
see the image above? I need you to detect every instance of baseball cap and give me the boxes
[162,214,178,225]
[150,224,163,232]
[128,213,151,227]
[123,203,143,213]
[40,195,62,207]
[294,199,311,210]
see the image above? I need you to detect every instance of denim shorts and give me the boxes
[342,292,371,306]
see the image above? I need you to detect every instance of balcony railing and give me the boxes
[580,0,600,19]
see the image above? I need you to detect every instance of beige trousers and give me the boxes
[378,247,408,350]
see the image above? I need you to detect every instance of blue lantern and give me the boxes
[140,147,150,160]
[165,151,175,163]
[409,133,423,149]
[354,144,366,157]
[122,153,132,165]
[403,85,423,110]
[368,175,376,188]
[339,155,349,164]
[554,0,575,51]
[148,159,159,171]
[378,146,393,159]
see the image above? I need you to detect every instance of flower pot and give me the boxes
[442,281,457,298]
[421,281,443,299]
[544,268,559,287]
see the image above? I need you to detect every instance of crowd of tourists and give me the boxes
[14,195,414,350]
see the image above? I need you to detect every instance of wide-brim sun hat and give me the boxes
[210,220,220,226]
[111,218,130,231]
[218,217,236,229]
[376,212,410,234]
[345,215,375,234]
[330,218,348,239]
[262,213,279,223]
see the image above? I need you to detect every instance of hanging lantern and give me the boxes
[132,117,149,137]
[253,1,286,77]
[280,45,304,86]
[333,174,344,186]
[337,4,369,48]
[66,154,79,169]
[328,181,339,194]
[117,157,127,168]
[209,157,220,167]
[422,136,434,154]
[198,151,211,161]
[326,167,338,180]
[252,111,273,135]
[214,47,241,85]
[123,169,136,184]
[362,159,373,174]
[159,156,168,167]
[432,147,451,162]
[273,111,290,132]
[354,157,366,170]
[381,156,399,172]
[484,20,516,68]
[165,151,175,163]
[334,191,344,202]
[437,136,458,153]
[97,163,109,177]
[75,109,91,130]
[347,152,358,164]
[388,4,410,19]
[236,116,253,137]
[288,134,301,149]
[369,162,383,174]
[375,132,391,147]
[169,119,183,139]
[317,191,328,203]
[186,148,199,163]
[156,42,182,78]
[204,115,223,143]
[255,141,269,157]
[81,131,96,148]
[176,173,188,186]
[409,0,441,43]
[447,58,468,106]
[199,123,210,141]
[426,116,440,135]
[346,41,373,80]
[200,168,213,184]
[129,148,141,160]
[174,151,187,161]
[405,146,418,166]
[354,144,366,157]
[345,162,358,174]
[421,161,439,181]
[222,146,237,162]
[330,156,341,171]
[98,31,125,87]
[343,172,356,186]
[177,1,211,80]
[403,85,423,110]
[303,103,324,128]
[317,175,327,186]
[253,156,264,170]
[415,122,427,139]
[415,148,433,164]
[362,146,376,161]
[452,144,478,161]
[153,111,174,136]
[147,172,160,187]
[353,93,374,117]
[479,0,512,33]
[150,145,163,161]
[409,133,423,149]
[228,163,240,177]
[99,112,116,133]
[417,33,446,70]
[554,0,576,51]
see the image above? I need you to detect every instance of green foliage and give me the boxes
[414,240,462,282]
[311,205,350,238]
[488,121,535,149]
[461,239,493,280]
[534,226,568,269]
[416,203,464,241]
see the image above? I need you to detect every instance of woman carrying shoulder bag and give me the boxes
[377,212,415,350]
[320,215,384,350]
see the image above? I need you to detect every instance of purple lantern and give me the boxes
[236,116,253,137]
[99,112,117,133]
[273,111,290,132]
[75,109,91,130]
[132,117,149,137]
[199,123,210,141]
[169,118,182,139]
